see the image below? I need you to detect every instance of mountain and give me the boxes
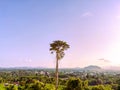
[84,65,102,70]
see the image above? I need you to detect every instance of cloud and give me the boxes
[98,58,110,63]
[81,12,93,17]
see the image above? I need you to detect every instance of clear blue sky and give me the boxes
[0,0,120,68]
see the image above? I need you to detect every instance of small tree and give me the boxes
[50,40,70,90]
[66,78,83,90]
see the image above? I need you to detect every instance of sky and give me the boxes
[0,0,120,68]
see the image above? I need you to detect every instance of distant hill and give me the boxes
[84,65,102,70]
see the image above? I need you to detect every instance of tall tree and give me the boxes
[50,40,70,90]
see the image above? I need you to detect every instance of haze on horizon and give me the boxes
[0,0,120,68]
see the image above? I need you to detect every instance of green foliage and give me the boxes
[66,78,83,90]
[5,84,17,90]
[91,85,111,90]
[111,84,118,90]
[50,40,70,60]
[0,69,119,90]
[44,84,55,90]
[92,85,105,90]
[26,82,44,90]
[117,79,120,85]
[117,85,120,90]
[83,80,88,88]
[0,84,5,90]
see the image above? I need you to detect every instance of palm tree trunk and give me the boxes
[55,53,59,90]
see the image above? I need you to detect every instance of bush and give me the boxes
[66,78,83,90]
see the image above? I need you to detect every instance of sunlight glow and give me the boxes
[107,41,120,65]
[106,11,120,65]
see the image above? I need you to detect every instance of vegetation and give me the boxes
[0,68,119,90]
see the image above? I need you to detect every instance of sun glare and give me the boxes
[107,42,120,65]
[106,12,120,66]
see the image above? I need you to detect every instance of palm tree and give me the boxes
[50,40,70,90]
